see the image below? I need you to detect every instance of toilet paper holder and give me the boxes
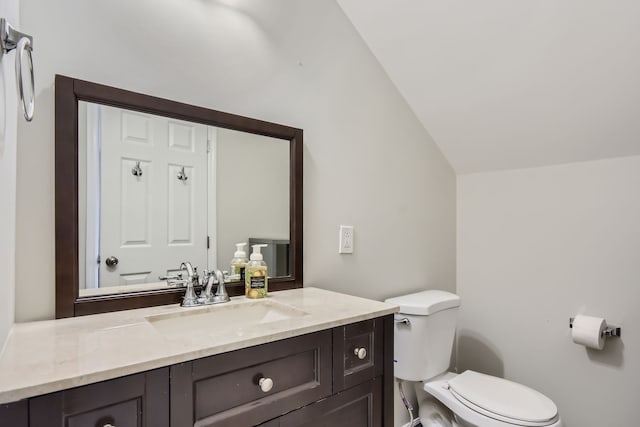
[569,317,621,338]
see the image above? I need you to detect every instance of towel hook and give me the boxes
[1,18,35,122]
[131,161,143,177]
[177,166,188,182]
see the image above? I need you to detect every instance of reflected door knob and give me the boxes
[354,347,367,360]
[105,256,119,267]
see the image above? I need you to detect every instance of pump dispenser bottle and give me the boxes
[230,243,248,282]
[245,244,268,299]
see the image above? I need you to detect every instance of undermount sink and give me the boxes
[146,299,308,339]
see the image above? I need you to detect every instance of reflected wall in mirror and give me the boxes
[56,75,303,318]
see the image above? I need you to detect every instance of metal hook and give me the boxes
[177,166,188,181]
[131,161,143,177]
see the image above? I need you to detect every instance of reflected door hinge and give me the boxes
[207,140,212,153]
[207,236,210,249]
[96,255,101,264]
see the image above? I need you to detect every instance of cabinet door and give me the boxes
[29,368,169,427]
[279,378,382,427]
[333,318,384,392]
[0,400,28,427]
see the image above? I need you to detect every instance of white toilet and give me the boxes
[385,290,563,427]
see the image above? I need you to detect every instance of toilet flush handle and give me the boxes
[394,317,410,325]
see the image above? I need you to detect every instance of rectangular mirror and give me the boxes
[56,75,303,317]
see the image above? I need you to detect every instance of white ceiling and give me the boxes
[337,0,640,174]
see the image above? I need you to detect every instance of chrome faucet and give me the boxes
[166,262,230,307]
[200,269,230,305]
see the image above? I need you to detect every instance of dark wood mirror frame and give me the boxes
[55,75,303,318]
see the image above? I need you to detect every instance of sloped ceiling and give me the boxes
[337,0,640,174]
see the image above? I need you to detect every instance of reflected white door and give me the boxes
[99,105,208,287]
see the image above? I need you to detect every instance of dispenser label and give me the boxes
[231,265,246,282]
[245,267,268,298]
[250,276,266,289]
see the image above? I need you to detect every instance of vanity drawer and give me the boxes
[333,318,384,392]
[171,330,332,427]
[29,368,169,427]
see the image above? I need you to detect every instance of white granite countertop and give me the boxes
[0,287,398,404]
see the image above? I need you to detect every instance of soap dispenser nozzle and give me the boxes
[250,244,268,260]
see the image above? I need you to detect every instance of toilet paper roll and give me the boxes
[571,314,607,350]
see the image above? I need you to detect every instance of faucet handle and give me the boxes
[199,269,211,286]
[199,270,216,302]
[201,269,230,304]
[213,270,230,302]
[159,273,188,287]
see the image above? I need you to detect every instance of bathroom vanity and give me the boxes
[0,288,398,427]
[5,76,401,426]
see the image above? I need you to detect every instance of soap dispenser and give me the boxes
[230,242,248,282]
[245,244,268,299]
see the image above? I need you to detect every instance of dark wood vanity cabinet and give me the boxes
[3,315,392,427]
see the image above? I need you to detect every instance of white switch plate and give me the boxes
[339,225,354,254]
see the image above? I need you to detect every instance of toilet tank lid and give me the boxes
[385,290,460,315]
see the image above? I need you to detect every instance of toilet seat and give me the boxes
[448,371,558,426]
[424,372,562,427]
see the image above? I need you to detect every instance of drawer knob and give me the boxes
[354,347,367,360]
[259,377,274,393]
[103,424,115,427]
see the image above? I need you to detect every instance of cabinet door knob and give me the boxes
[354,347,367,360]
[258,377,274,393]
[103,424,115,427]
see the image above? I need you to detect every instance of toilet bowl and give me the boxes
[385,290,563,427]
[423,371,562,427]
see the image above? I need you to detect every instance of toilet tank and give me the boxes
[385,290,460,382]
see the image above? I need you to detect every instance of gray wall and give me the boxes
[0,0,19,351]
[15,0,456,327]
[457,156,640,426]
